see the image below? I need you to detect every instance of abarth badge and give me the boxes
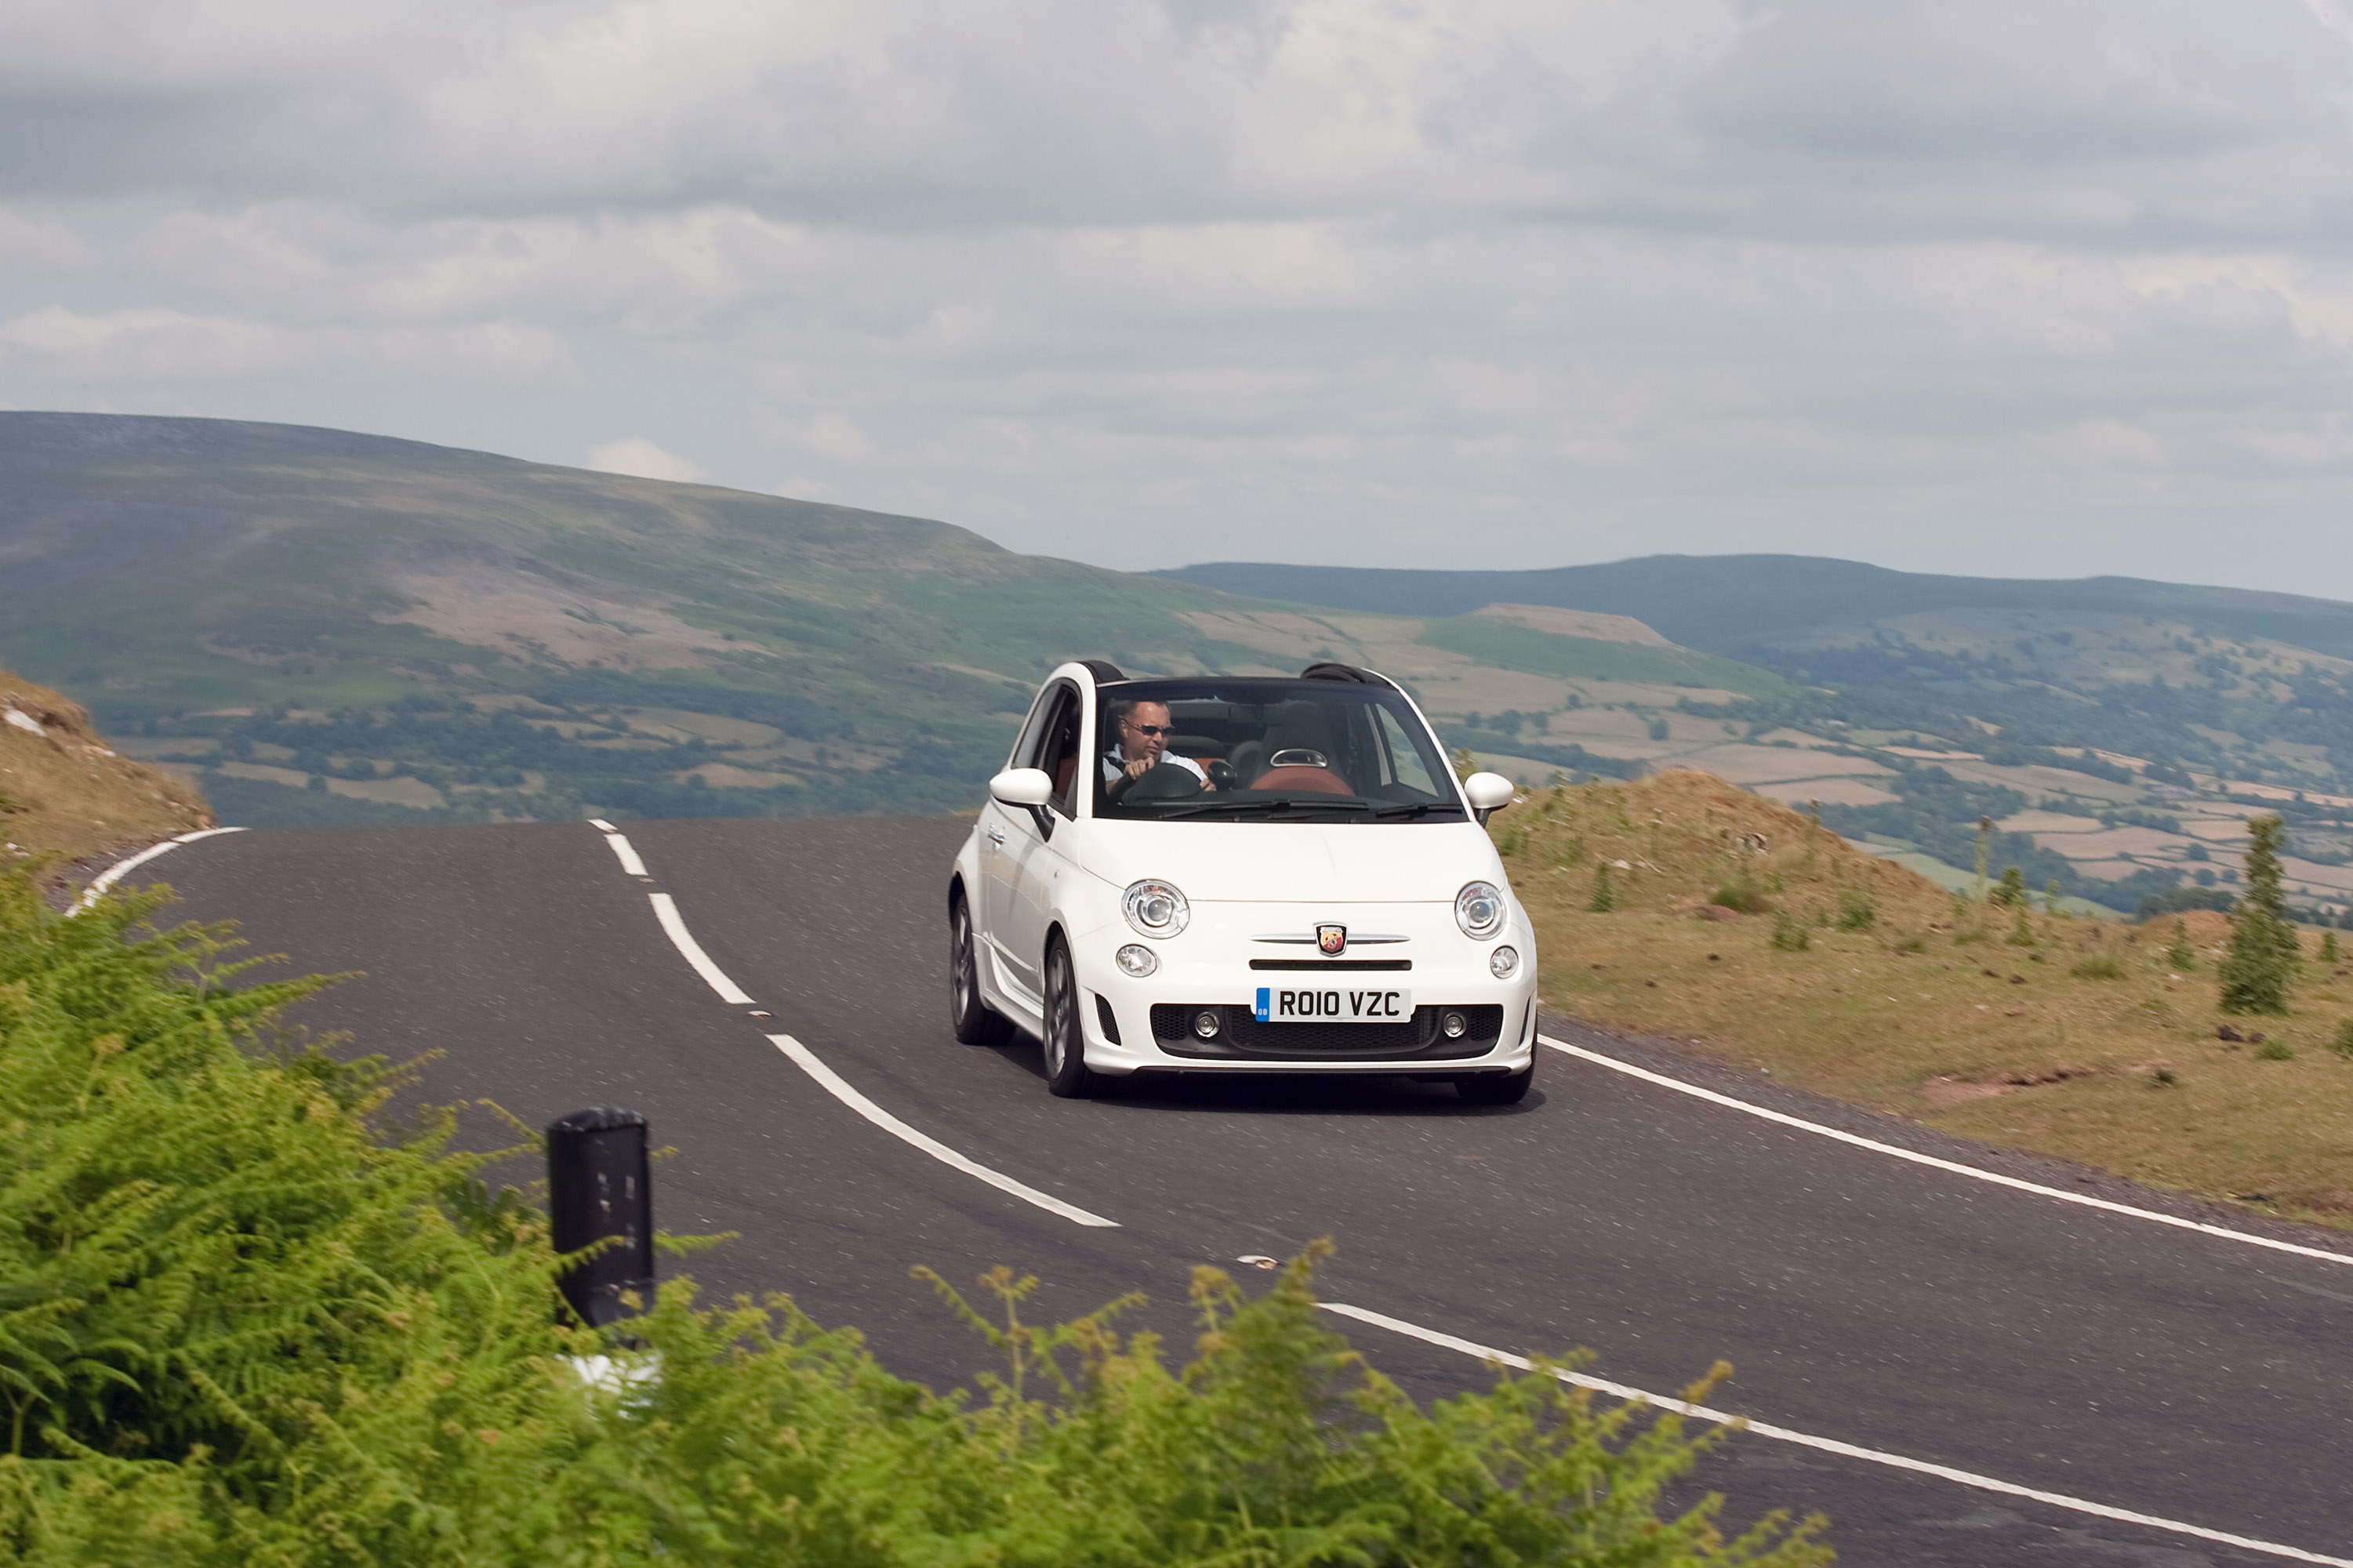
[1316,923,1347,955]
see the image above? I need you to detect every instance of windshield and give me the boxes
[1092,678,1464,822]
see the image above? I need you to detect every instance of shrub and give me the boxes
[1770,913,1812,952]
[1711,876,1769,914]
[2166,919,2196,971]
[2332,1018,2353,1058]
[0,863,1833,1565]
[2322,931,2340,964]
[2255,1036,2296,1061]
[1990,866,2028,908]
[2220,816,2297,1015]
[2007,905,2036,946]
[2071,950,2127,980]
[1589,862,1618,913]
[1836,890,1876,931]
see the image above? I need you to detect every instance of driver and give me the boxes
[1102,699,1215,790]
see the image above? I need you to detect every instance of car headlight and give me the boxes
[1122,879,1189,938]
[1490,945,1520,978]
[1116,943,1159,977]
[1456,880,1505,940]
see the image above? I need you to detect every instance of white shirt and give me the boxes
[1103,749,1207,785]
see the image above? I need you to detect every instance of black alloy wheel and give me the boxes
[1456,1059,1534,1105]
[950,893,1012,1046]
[1041,938,1104,1098]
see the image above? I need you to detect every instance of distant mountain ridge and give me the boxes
[1153,555,2353,661]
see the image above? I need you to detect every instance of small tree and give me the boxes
[2219,815,2296,1015]
[2322,930,2340,964]
[1991,866,2028,908]
[1589,862,1617,913]
[2166,918,2196,971]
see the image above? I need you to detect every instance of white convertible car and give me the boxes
[947,660,1539,1101]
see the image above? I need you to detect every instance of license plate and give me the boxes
[1253,985,1414,1025]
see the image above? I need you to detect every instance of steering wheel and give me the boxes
[1106,759,1207,803]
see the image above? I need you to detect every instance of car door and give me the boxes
[995,686,1084,1007]
[982,682,1079,1007]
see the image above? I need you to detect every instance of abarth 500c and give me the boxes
[946,659,1538,1101]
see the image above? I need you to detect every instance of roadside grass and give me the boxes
[0,666,211,869]
[1507,771,2353,1231]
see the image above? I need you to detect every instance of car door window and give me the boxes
[1375,706,1445,797]
[1038,691,1084,818]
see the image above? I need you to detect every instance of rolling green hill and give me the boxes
[0,413,1797,829]
[1157,556,2353,923]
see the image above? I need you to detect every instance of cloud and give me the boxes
[5,0,2353,597]
[584,435,704,481]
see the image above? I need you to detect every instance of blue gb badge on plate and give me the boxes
[1254,986,1272,1022]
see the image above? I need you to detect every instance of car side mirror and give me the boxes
[989,768,1054,808]
[1462,771,1516,823]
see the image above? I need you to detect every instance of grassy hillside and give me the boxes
[1505,771,2353,1229]
[0,666,210,866]
[1160,554,2353,921]
[0,413,1807,830]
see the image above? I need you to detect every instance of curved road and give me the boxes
[120,816,2353,1567]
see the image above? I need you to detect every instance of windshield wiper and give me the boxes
[1368,800,1466,819]
[1149,797,1371,819]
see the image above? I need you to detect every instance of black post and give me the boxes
[546,1107,654,1328]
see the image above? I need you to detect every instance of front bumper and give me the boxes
[1071,900,1538,1076]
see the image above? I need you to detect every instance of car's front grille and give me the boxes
[1247,958,1411,971]
[1149,1004,1505,1061]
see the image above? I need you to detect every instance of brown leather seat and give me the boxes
[1247,764,1353,796]
[1053,753,1078,800]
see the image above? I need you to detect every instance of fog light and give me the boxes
[1193,1009,1222,1039]
[1442,1011,1468,1039]
[1490,945,1520,979]
[1116,943,1158,978]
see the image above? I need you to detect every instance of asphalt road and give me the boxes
[123,815,2353,1567]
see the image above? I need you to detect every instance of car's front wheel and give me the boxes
[1456,1060,1534,1105]
[949,891,1012,1046]
[1040,937,1105,1098]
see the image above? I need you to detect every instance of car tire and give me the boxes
[950,892,1013,1046]
[1456,1061,1533,1105]
[1040,937,1105,1098]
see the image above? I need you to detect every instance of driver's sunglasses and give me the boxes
[1124,722,1172,736]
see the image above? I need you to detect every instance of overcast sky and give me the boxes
[6,1,2353,598]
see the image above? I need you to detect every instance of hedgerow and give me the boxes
[0,863,1830,1566]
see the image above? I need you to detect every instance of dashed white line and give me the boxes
[587,818,618,832]
[1322,1301,2353,1567]
[647,892,756,1005]
[603,833,651,878]
[1541,1033,2353,1269]
[768,1035,1118,1228]
[71,826,249,913]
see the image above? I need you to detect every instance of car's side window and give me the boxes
[1039,691,1084,818]
[1376,705,1444,797]
[1011,684,1066,771]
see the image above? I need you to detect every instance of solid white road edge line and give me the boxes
[648,892,757,1005]
[1320,1301,2353,1567]
[768,1035,1119,1228]
[604,833,651,878]
[1540,1033,2353,1269]
[71,826,249,914]
[587,818,617,832]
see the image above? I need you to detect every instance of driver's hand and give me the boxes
[1124,757,1153,779]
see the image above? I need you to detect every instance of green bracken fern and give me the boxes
[0,864,1831,1565]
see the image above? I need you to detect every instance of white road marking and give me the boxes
[71,826,249,913]
[647,892,756,1004]
[1541,1033,2353,1269]
[1322,1301,2353,1567]
[604,833,651,877]
[588,818,618,832]
[768,1034,1119,1228]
